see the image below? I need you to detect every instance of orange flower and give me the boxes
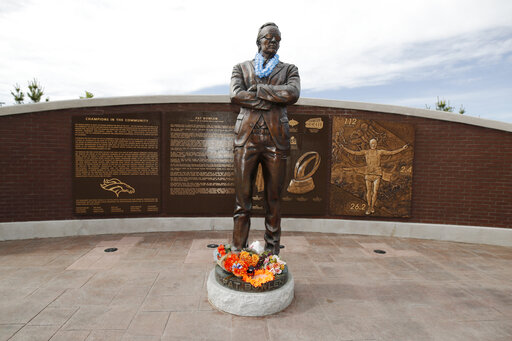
[214,244,227,260]
[218,244,226,256]
[232,261,248,277]
[224,253,239,272]
[239,251,259,267]
[242,269,275,287]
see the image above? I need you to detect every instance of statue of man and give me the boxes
[341,139,408,215]
[230,22,300,255]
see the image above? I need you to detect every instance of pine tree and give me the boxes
[10,83,25,104]
[79,91,94,99]
[27,78,45,103]
[426,97,465,115]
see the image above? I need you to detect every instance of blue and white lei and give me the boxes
[254,52,279,78]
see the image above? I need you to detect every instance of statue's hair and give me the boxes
[256,22,280,51]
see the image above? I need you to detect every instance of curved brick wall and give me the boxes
[1,96,511,228]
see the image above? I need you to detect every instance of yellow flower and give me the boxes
[242,269,274,288]
[240,251,259,267]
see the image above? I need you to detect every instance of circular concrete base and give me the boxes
[207,268,294,316]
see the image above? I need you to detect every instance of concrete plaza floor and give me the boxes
[0,230,511,341]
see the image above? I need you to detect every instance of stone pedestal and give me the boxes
[206,268,294,316]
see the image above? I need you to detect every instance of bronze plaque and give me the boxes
[330,118,414,217]
[251,114,329,216]
[166,112,328,216]
[73,114,161,215]
[167,112,236,214]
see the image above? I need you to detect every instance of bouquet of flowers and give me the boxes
[264,254,286,275]
[213,241,286,288]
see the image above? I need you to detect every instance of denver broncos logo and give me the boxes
[100,178,135,197]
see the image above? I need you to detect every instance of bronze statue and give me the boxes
[230,22,300,255]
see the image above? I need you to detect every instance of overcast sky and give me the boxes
[1,0,511,122]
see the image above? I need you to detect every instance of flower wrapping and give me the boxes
[249,241,264,254]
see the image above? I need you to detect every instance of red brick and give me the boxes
[1,104,511,228]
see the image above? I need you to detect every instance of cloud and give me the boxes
[0,0,32,16]
[305,27,512,90]
[0,0,511,107]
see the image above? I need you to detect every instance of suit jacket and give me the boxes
[230,60,300,150]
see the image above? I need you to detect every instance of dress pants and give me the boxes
[233,130,288,255]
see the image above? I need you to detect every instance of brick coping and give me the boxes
[1,95,511,133]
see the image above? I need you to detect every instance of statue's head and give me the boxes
[369,139,378,149]
[256,22,281,57]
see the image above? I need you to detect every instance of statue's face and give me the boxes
[370,139,377,149]
[259,26,281,56]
